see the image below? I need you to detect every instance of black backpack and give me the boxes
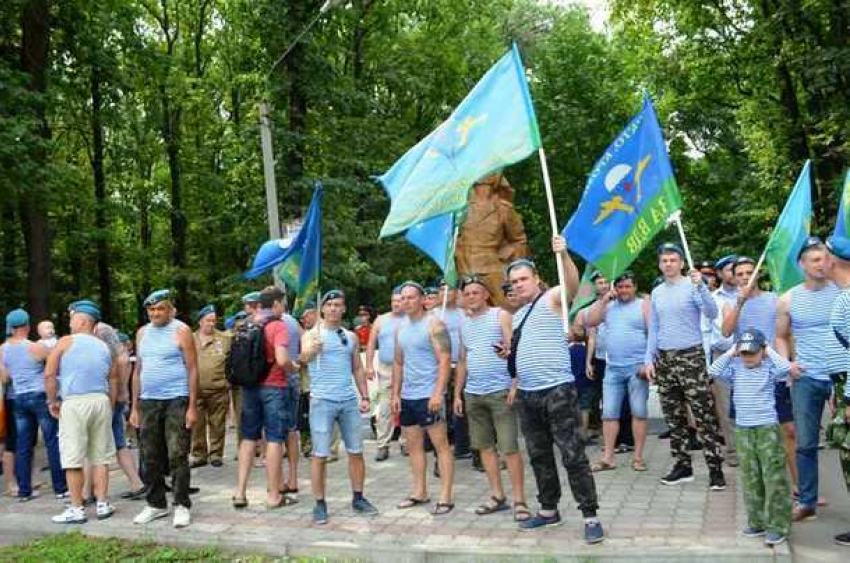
[225,319,269,388]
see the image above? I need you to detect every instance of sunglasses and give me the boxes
[460,274,486,290]
[336,327,348,347]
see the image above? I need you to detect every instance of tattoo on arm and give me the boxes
[432,324,451,355]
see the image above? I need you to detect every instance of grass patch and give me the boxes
[0,532,331,562]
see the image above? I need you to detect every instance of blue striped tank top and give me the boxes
[735,291,778,343]
[441,308,464,364]
[1,340,44,395]
[377,313,404,365]
[790,282,846,380]
[604,298,647,367]
[461,308,511,395]
[512,295,573,391]
[308,327,356,401]
[139,320,189,399]
[398,316,439,400]
[60,334,111,397]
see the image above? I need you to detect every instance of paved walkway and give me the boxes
[1,424,847,561]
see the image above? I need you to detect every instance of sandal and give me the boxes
[432,502,455,516]
[475,496,509,515]
[632,459,647,472]
[232,496,248,509]
[591,460,617,472]
[513,502,532,522]
[266,495,294,510]
[396,497,430,509]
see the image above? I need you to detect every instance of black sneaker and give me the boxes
[709,469,726,491]
[835,531,850,546]
[660,465,694,485]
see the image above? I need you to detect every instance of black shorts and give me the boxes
[774,383,794,424]
[400,398,445,427]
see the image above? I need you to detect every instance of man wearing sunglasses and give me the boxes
[505,238,603,543]
[300,290,377,525]
[775,237,848,522]
[365,286,406,462]
[454,275,529,521]
[129,289,199,528]
[392,282,455,516]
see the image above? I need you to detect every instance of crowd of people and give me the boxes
[1,235,849,548]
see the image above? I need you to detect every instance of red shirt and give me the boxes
[355,325,371,348]
[263,319,289,387]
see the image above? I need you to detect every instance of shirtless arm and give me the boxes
[391,330,403,414]
[774,293,799,378]
[45,337,72,418]
[428,318,452,413]
[177,325,199,429]
[365,314,382,380]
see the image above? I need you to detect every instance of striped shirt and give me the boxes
[512,293,573,391]
[646,278,718,363]
[603,298,647,367]
[282,314,302,364]
[1,340,45,395]
[735,291,778,344]
[139,319,189,400]
[593,319,608,360]
[709,286,738,353]
[461,308,511,395]
[829,288,850,400]
[377,313,405,365]
[398,316,440,400]
[59,334,111,398]
[789,282,847,380]
[308,327,357,402]
[709,347,791,427]
[441,308,465,364]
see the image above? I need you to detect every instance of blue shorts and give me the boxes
[285,377,300,432]
[774,382,794,424]
[602,364,649,420]
[111,401,127,449]
[309,397,363,457]
[400,398,445,427]
[241,386,293,443]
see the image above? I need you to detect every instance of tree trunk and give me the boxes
[161,88,189,320]
[91,64,112,322]
[19,0,52,323]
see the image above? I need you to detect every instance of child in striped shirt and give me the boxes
[708,328,792,547]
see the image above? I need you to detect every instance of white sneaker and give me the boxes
[133,505,170,524]
[96,501,116,520]
[52,505,87,524]
[172,505,191,528]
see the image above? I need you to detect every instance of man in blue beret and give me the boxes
[45,301,118,523]
[776,237,847,522]
[646,243,726,490]
[242,292,262,316]
[130,290,199,528]
[190,305,231,469]
[0,309,67,502]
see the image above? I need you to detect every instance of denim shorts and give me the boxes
[111,401,128,449]
[400,398,445,427]
[241,385,292,443]
[602,364,649,420]
[309,397,363,457]
[3,399,15,450]
[285,376,300,432]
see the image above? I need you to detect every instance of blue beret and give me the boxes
[391,285,403,295]
[398,281,425,295]
[657,242,685,257]
[423,286,438,296]
[70,300,101,322]
[321,289,345,305]
[798,236,824,260]
[224,316,236,330]
[714,254,738,271]
[234,311,248,320]
[5,308,30,335]
[118,332,130,343]
[241,291,262,304]
[826,235,850,261]
[143,289,172,307]
[195,304,215,322]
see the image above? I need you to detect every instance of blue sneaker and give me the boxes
[352,497,379,516]
[312,503,329,525]
[519,511,562,531]
[765,532,787,546]
[741,526,766,537]
[584,519,605,544]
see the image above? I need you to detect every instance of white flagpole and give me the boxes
[748,250,767,290]
[670,210,695,271]
[316,288,322,369]
[538,148,570,333]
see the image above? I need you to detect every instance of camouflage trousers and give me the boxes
[517,382,599,517]
[736,425,792,535]
[140,398,192,509]
[656,347,724,471]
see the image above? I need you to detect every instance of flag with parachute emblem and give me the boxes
[569,264,598,322]
[833,169,850,238]
[765,161,812,293]
[563,96,683,280]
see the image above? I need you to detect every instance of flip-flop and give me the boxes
[632,460,648,472]
[266,496,291,510]
[397,497,430,509]
[513,502,532,522]
[232,496,248,509]
[432,502,455,516]
[475,496,509,515]
[591,460,617,472]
